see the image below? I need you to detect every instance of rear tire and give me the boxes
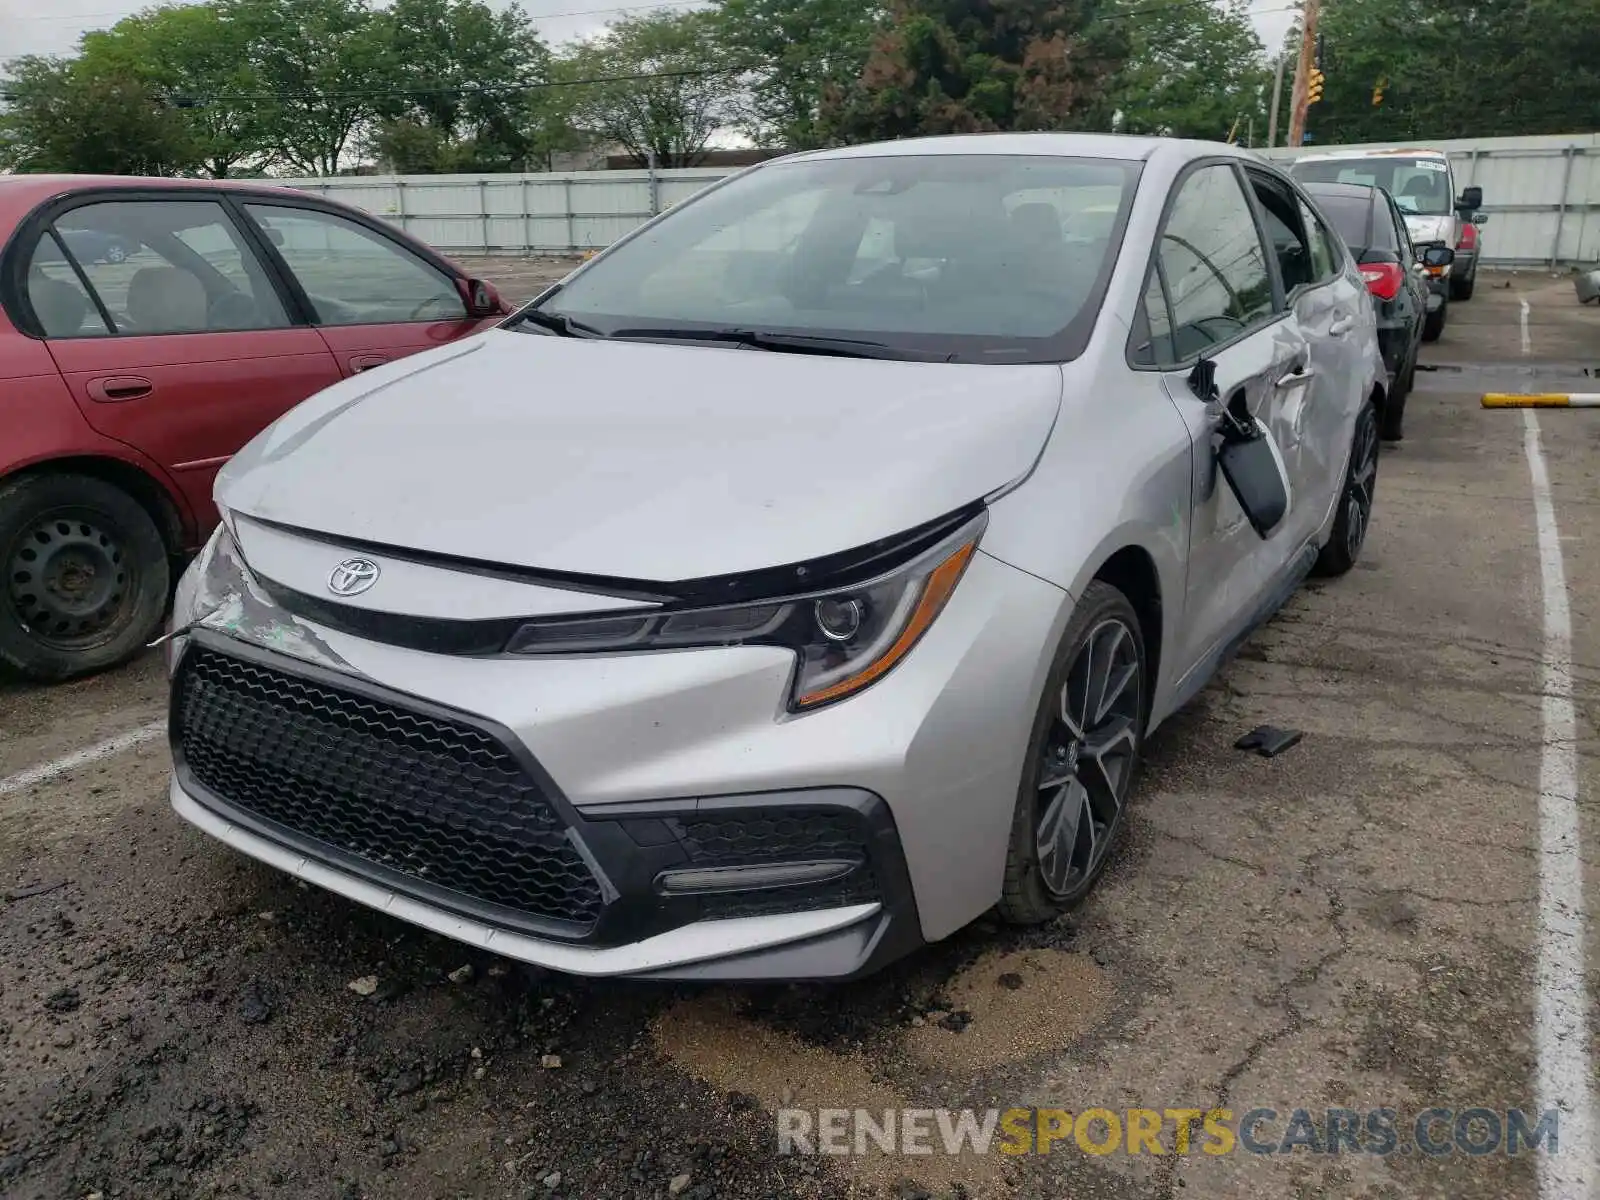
[1451,273,1475,302]
[1314,401,1380,578]
[999,581,1146,924]
[1380,359,1411,441]
[1422,298,1447,342]
[0,473,169,681]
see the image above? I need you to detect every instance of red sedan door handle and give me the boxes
[85,376,154,403]
[349,355,390,373]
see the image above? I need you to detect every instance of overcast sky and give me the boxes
[2,0,1299,67]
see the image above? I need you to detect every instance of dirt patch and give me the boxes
[905,948,1112,1073]
[653,992,1012,1197]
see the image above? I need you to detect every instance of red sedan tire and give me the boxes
[0,473,170,681]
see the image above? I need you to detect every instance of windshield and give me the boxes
[1290,156,1453,216]
[522,154,1141,363]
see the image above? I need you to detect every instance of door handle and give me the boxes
[85,376,153,403]
[349,355,390,373]
[1276,363,1316,389]
[1329,314,1356,337]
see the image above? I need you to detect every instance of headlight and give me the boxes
[505,512,985,711]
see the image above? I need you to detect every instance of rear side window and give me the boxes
[25,236,113,338]
[39,200,290,336]
[1297,200,1339,279]
[1155,165,1275,360]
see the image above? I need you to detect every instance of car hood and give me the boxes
[219,330,1063,581]
[1403,213,1454,247]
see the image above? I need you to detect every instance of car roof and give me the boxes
[0,174,308,229]
[783,132,1257,164]
[1294,147,1448,163]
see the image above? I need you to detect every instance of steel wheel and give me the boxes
[1034,616,1143,898]
[5,507,138,652]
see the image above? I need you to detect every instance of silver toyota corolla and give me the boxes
[167,134,1385,981]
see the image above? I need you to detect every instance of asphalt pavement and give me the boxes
[1,269,1597,1200]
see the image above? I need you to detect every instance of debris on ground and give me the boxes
[1233,724,1304,758]
[347,975,379,996]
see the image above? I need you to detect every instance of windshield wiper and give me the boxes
[509,306,606,338]
[606,326,948,361]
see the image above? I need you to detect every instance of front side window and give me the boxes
[1156,165,1275,360]
[45,200,289,336]
[1291,156,1454,216]
[526,154,1142,363]
[245,204,466,326]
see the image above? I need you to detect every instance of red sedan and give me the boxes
[0,175,509,681]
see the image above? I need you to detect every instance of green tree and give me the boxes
[711,0,886,148]
[77,3,269,177]
[822,0,1128,143]
[561,11,739,167]
[222,0,392,175]
[1107,0,1270,141]
[0,54,197,175]
[1307,0,1600,144]
[371,0,549,172]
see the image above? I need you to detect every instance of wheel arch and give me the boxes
[3,455,188,558]
[1086,543,1164,725]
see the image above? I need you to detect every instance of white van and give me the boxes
[1289,148,1484,300]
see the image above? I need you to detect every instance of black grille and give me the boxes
[174,645,604,930]
[670,810,879,919]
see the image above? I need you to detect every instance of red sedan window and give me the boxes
[44,200,290,336]
[25,236,114,338]
[245,204,466,326]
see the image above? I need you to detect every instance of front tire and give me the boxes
[0,474,169,681]
[1314,401,1380,578]
[999,581,1146,924]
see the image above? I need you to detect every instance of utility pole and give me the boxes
[1287,0,1322,148]
[1267,54,1287,148]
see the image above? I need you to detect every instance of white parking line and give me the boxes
[0,721,166,799]
[1523,409,1597,1198]
[1521,298,1533,357]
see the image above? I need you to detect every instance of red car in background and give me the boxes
[0,175,509,681]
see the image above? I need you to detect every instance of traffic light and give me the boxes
[1372,77,1387,106]
[1307,67,1325,105]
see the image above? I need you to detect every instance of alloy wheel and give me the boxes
[1344,409,1379,561]
[5,510,136,650]
[1034,617,1143,897]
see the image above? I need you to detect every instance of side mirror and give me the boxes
[459,277,504,318]
[1421,246,1455,269]
[264,226,285,247]
[1472,212,1489,226]
[1457,186,1483,212]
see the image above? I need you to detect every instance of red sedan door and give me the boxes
[29,196,342,532]
[239,201,495,378]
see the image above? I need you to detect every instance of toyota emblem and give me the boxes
[327,557,380,597]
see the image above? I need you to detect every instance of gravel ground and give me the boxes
[3,272,1599,1200]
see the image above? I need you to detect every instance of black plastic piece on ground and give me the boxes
[1234,725,1304,758]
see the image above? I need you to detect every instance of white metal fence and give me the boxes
[252,132,1600,267]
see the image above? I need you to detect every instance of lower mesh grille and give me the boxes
[174,644,604,929]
